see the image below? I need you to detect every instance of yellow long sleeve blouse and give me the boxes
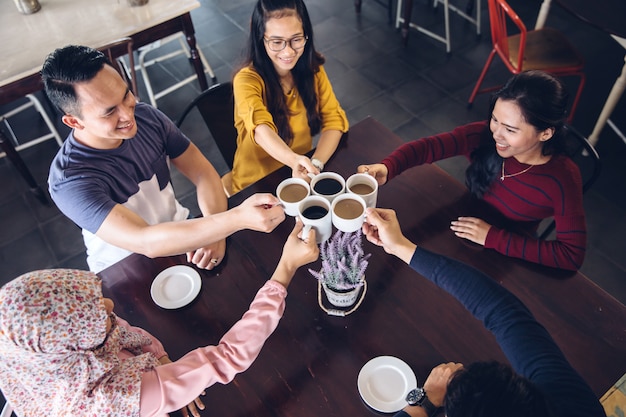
[231,65,348,193]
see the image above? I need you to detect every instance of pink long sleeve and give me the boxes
[138,280,287,417]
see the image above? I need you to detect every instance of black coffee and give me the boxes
[302,205,328,220]
[313,178,343,195]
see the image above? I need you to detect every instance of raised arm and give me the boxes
[138,221,318,416]
[363,208,604,417]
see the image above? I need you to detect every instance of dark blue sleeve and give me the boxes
[408,247,605,417]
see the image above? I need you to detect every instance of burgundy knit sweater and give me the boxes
[381,121,585,271]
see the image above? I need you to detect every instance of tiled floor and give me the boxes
[1,0,625,304]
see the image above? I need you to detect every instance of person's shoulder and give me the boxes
[548,154,581,176]
[234,66,262,82]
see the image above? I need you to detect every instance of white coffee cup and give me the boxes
[346,173,378,208]
[298,196,332,244]
[331,193,367,233]
[277,178,310,216]
[310,172,346,204]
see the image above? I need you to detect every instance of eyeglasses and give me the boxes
[263,35,308,52]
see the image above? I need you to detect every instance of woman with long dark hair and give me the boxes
[358,71,586,271]
[231,0,348,193]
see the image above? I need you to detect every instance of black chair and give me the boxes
[175,82,237,197]
[538,124,601,239]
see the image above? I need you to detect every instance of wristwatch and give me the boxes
[406,387,440,417]
[311,158,324,171]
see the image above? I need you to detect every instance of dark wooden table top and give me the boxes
[100,117,626,416]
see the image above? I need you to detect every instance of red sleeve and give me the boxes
[381,121,489,181]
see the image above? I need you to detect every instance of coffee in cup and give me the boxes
[346,173,378,208]
[298,196,332,244]
[310,172,345,203]
[277,178,310,216]
[331,194,367,233]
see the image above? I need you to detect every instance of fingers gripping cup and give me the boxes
[298,196,332,244]
[346,173,378,208]
[310,172,345,204]
[331,194,367,233]
[277,178,310,216]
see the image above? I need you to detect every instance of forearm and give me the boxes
[311,130,342,165]
[254,124,300,168]
[195,176,228,217]
[98,206,248,258]
[139,281,286,416]
[407,246,604,417]
[485,224,584,271]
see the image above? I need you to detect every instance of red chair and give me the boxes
[468,0,585,122]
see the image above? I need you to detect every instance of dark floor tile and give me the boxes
[331,69,383,111]
[325,36,387,70]
[393,117,437,142]
[357,53,417,90]
[41,216,85,262]
[0,229,56,283]
[347,93,414,131]
[0,196,37,245]
[388,77,448,116]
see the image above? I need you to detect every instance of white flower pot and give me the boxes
[322,279,363,307]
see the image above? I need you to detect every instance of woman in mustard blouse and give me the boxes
[232,0,349,193]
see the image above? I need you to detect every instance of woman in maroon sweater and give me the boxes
[358,71,585,271]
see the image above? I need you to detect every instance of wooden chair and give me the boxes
[98,37,138,99]
[175,82,237,197]
[468,0,585,122]
[601,373,626,417]
[538,124,600,239]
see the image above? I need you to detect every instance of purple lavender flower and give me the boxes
[308,229,371,291]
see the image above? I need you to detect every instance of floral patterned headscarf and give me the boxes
[0,269,160,416]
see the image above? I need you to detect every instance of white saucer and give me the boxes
[150,265,201,309]
[357,356,417,413]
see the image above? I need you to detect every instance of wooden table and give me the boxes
[0,0,207,105]
[100,117,626,416]
[534,0,626,147]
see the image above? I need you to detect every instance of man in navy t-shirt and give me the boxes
[44,45,285,272]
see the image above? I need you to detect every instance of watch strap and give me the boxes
[311,158,324,171]
[418,395,440,417]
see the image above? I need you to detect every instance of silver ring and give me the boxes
[210,259,219,264]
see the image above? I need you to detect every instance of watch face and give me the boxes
[406,387,426,405]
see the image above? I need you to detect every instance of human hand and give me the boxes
[450,217,491,245]
[357,163,388,185]
[186,239,226,270]
[236,193,286,233]
[282,220,319,269]
[422,362,464,407]
[158,356,206,416]
[292,155,319,182]
[362,208,416,263]
[271,220,319,288]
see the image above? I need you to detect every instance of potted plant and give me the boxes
[309,229,371,310]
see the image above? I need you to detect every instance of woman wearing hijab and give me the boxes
[0,222,318,417]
